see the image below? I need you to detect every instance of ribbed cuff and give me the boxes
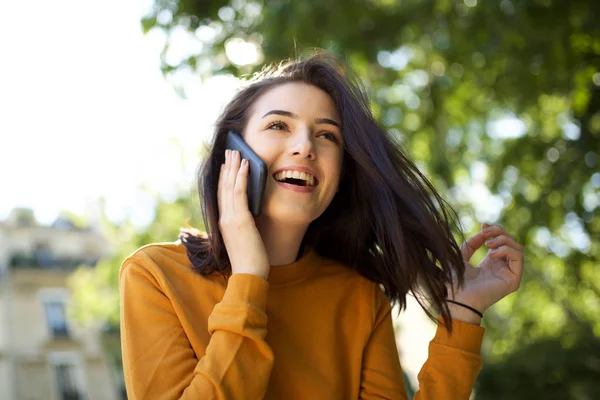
[434,316,485,354]
[222,273,270,310]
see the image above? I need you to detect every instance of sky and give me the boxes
[0,0,241,228]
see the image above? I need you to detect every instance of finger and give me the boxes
[489,245,524,276]
[217,161,226,213]
[219,150,231,214]
[482,225,518,243]
[228,150,242,184]
[461,231,487,261]
[461,223,503,261]
[233,159,250,212]
[227,151,243,209]
[485,234,524,251]
[482,222,503,229]
[482,224,505,238]
[223,149,234,215]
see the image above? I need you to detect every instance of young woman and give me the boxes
[119,51,524,399]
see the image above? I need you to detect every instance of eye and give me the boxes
[267,120,288,131]
[320,132,340,144]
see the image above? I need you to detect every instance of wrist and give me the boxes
[446,301,482,326]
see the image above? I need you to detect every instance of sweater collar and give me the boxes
[267,247,320,286]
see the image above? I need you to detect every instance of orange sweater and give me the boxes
[120,241,484,399]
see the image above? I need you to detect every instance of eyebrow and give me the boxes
[262,109,341,128]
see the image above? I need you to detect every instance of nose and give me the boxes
[289,131,315,160]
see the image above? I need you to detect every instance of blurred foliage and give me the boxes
[476,325,600,399]
[6,207,39,226]
[73,0,600,398]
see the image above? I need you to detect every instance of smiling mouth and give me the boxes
[273,171,318,187]
[280,178,310,186]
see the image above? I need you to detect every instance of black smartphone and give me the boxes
[225,131,268,217]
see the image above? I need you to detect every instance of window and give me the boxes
[55,363,82,400]
[48,352,86,400]
[45,300,69,337]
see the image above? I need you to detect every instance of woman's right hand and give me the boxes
[218,149,271,280]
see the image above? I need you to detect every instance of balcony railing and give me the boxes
[51,326,70,338]
[60,389,82,400]
[9,252,99,269]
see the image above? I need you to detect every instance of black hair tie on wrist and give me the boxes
[446,299,484,319]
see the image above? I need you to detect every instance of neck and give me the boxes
[254,216,308,266]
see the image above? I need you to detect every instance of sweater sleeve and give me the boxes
[119,260,274,400]
[359,284,485,400]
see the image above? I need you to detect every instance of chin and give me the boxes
[260,205,317,226]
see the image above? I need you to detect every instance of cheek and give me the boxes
[328,152,344,181]
[255,145,278,167]
[244,134,274,163]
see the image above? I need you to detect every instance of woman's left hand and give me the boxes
[449,223,524,316]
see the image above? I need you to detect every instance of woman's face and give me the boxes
[242,82,344,226]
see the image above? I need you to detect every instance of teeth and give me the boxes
[274,170,316,186]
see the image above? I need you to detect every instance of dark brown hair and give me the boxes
[180,50,466,329]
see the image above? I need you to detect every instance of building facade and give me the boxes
[0,209,123,400]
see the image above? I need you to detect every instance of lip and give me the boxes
[275,180,317,193]
[272,165,319,186]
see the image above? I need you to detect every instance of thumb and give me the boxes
[461,231,487,261]
[482,223,490,230]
